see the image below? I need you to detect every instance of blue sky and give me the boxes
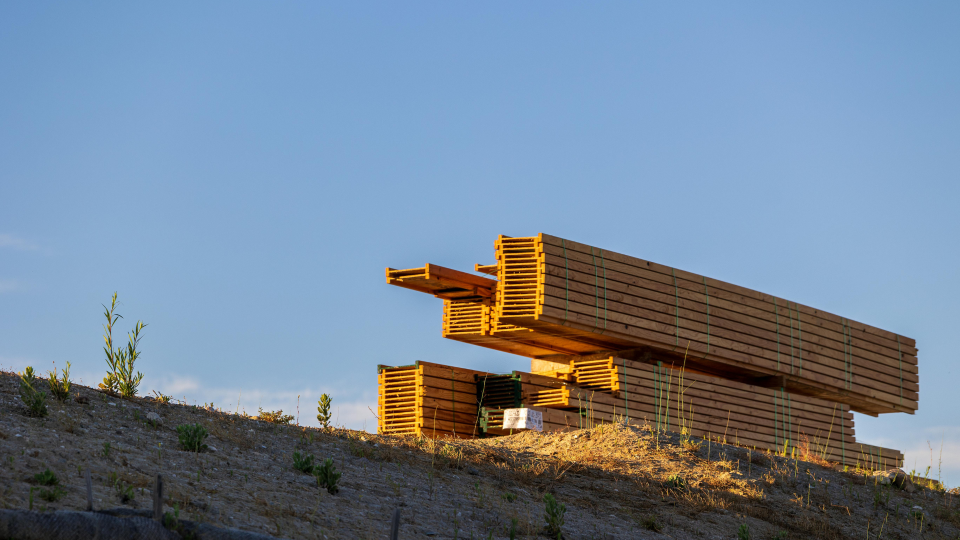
[1,3,958,484]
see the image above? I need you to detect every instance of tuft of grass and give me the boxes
[640,514,662,532]
[543,493,566,538]
[176,423,209,452]
[293,451,315,474]
[314,458,341,495]
[152,390,172,405]
[501,491,517,502]
[47,362,72,402]
[737,523,750,540]
[258,407,294,425]
[317,394,332,429]
[18,367,48,417]
[102,441,111,458]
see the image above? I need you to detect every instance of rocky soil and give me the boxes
[1,370,958,539]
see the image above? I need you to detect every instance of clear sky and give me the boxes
[2,3,958,484]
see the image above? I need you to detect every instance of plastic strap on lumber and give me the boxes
[702,277,711,358]
[562,239,570,325]
[896,335,903,406]
[794,303,803,376]
[773,298,781,372]
[671,269,680,352]
[842,318,852,390]
[591,246,609,335]
[653,361,661,431]
[622,357,629,423]
[450,368,456,435]
[788,302,796,375]
[787,392,793,449]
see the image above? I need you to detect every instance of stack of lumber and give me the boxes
[494,234,918,416]
[377,361,491,439]
[532,356,903,468]
[383,232,916,468]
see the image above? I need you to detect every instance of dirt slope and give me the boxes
[0,370,958,539]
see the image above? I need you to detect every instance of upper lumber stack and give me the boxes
[494,234,918,416]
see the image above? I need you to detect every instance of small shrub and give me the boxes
[47,363,72,402]
[258,407,294,425]
[19,367,48,417]
[317,394,332,428]
[176,423,209,452]
[116,481,135,504]
[293,451,315,474]
[102,441,111,458]
[38,486,66,502]
[666,473,685,490]
[640,514,662,532]
[314,458,341,494]
[34,469,58,486]
[152,390,172,405]
[501,491,517,502]
[543,493,566,538]
[737,523,750,540]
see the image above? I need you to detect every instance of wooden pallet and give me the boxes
[494,234,918,416]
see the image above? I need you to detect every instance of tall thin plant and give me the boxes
[317,394,332,429]
[99,293,148,398]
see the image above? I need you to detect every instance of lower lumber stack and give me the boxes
[532,356,903,468]
[377,361,491,439]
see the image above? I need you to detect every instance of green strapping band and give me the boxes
[897,335,903,406]
[591,247,600,330]
[702,276,711,357]
[451,369,456,434]
[774,298,781,371]
[843,319,852,390]
[622,358,629,423]
[787,301,796,374]
[561,240,570,325]
[662,362,671,432]
[773,392,780,446]
[599,250,608,335]
[787,392,793,449]
[653,363,661,430]
[672,269,680,349]
[794,304,803,376]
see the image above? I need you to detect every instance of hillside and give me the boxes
[0,370,957,539]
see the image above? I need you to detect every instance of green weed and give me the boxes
[19,367,48,417]
[737,523,750,540]
[543,493,566,538]
[314,458,341,494]
[176,423,209,452]
[98,292,148,398]
[34,469,58,486]
[317,394,332,429]
[47,362,72,402]
[293,451,315,474]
